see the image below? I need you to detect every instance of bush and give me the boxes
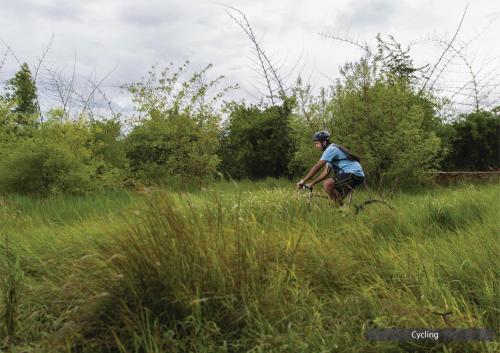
[290,56,443,187]
[125,115,219,186]
[442,110,500,171]
[123,62,229,186]
[220,101,295,179]
[88,118,129,171]
[0,120,124,195]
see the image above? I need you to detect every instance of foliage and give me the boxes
[375,34,427,84]
[288,79,333,176]
[442,110,500,171]
[124,61,231,186]
[0,98,17,138]
[125,115,219,186]
[88,118,129,171]
[124,60,235,123]
[5,63,38,116]
[220,100,296,179]
[0,44,496,196]
[0,96,36,140]
[0,118,124,196]
[290,55,443,187]
[3,63,39,132]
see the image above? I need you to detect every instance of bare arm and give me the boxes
[310,164,332,186]
[297,160,327,187]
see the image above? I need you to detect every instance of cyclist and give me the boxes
[296,130,365,205]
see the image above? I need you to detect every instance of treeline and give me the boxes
[0,41,498,195]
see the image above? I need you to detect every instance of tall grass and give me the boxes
[0,234,24,346]
[0,182,498,352]
[5,189,132,226]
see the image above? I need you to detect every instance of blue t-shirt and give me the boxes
[320,144,364,177]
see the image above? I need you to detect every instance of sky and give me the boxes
[0,0,499,116]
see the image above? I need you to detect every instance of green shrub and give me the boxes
[220,100,295,179]
[289,47,444,187]
[442,110,500,171]
[123,61,229,186]
[0,120,124,195]
[125,115,219,186]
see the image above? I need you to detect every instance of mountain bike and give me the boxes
[298,184,394,215]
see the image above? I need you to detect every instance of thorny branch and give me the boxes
[419,3,469,93]
[224,5,298,105]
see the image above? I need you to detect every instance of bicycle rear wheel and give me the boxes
[354,199,395,215]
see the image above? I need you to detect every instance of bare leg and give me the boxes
[323,178,343,206]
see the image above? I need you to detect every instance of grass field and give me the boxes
[0,181,498,352]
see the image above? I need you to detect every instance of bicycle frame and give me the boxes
[300,184,354,206]
[299,184,394,214]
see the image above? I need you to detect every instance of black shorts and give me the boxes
[334,173,364,191]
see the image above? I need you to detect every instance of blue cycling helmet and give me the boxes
[312,130,330,142]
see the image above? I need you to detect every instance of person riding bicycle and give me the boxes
[296,130,365,205]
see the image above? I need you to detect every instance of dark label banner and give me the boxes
[365,328,496,342]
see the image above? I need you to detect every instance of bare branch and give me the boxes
[318,71,336,84]
[33,33,54,122]
[33,34,54,83]
[420,3,469,94]
[65,54,77,118]
[224,5,292,104]
[428,38,479,110]
[83,75,116,117]
[0,37,22,67]
[224,7,275,104]
[319,32,372,55]
[79,66,117,117]
[45,66,68,110]
[0,50,8,71]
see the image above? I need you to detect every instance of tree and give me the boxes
[1,63,39,136]
[0,119,123,195]
[335,59,443,186]
[286,80,333,177]
[123,62,232,185]
[125,114,219,186]
[375,34,427,84]
[220,100,295,179]
[442,110,500,171]
[88,118,128,171]
[6,63,38,116]
[290,53,443,187]
[0,96,17,139]
[124,61,234,123]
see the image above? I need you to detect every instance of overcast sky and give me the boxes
[1,0,499,116]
